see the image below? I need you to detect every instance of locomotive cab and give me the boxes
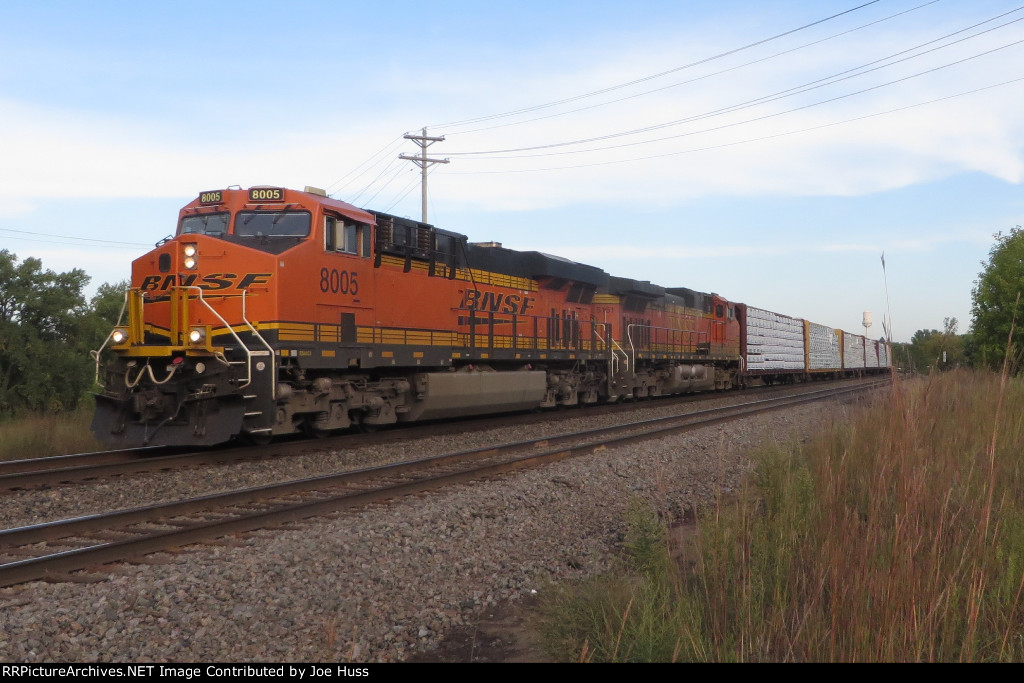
[92,186,378,447]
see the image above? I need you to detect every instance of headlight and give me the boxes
[188,328,206,344]
[183,244,197,269]
[111,328,129,345]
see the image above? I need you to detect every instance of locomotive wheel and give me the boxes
[351,411,378,433]
[245,431,273,446]
[357,420,379,434]
[304,424,331,439]
[301,415,331,439]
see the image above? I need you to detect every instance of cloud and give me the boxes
[2,7,1023,215]
[0,98,415,205]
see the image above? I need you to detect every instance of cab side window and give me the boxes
[326,216,370,256]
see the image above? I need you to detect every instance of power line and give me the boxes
[345,158,406,204]
[431,0,885,130]
[331,4,908,207]
[383,164,441,214]
[324,2,948,211]
[444,11,1024,159]
[440,74,1024,175]
[0,228,151,249]
[361,164,416,207]
[326,135,406,196]
[443,0,945,137]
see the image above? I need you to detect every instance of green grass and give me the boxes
[536,370,1024,662]
[0,404,104,460]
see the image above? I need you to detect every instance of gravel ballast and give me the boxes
[0,398,856,662]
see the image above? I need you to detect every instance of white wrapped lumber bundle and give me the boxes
[843,332,866,369]
[806,321,841,371]
[879,342,890,368]
[746,306,806,371]
[866,339,880,368]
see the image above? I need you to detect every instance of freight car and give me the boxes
[736,306,892,385]
[91,186,888,448]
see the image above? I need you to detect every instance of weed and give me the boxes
[536,371,1024,661]
[0,405,103,460]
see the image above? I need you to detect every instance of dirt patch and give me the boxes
[404,595,552,663]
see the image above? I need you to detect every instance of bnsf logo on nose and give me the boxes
[140,273,273,291]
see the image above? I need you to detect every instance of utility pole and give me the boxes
[399,128,449,224]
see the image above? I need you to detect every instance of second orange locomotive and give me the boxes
[93,185,743,447]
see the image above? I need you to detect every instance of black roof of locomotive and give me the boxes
[365,209,716,305]
[463,242,610,289]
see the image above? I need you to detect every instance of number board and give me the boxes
[199,190,223,205]
[249,188,284,202]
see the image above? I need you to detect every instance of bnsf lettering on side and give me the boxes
[140,273,273,291]
[460,289,534,314]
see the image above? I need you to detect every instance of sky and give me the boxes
[2,0,1023,343]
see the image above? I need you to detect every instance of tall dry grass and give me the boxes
[0,406,103,460]
[538,370,1024,661]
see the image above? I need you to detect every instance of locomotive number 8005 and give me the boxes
[320,268,359,295]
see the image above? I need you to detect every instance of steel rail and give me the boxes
[0,377,884,490]
[0,380,887,587]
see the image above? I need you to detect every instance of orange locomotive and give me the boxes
[92,186,741,447]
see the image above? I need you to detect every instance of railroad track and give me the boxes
[0,377,882,491]
[0,379,886,588]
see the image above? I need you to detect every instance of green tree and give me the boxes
[0,250,112,415]
[889,340,910,371]
[80,279,130,387]
[970,227,1024,371]
[909,328,941,373]
[898,319,966,373]
[936,317,965,370]
[80,280,130,348]
[92,280,129,325]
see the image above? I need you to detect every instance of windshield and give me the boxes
[235,211,311,238]
[179,212,229,236]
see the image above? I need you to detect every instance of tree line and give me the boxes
[0,249,124,416]
[895,226,1024,374]
[2,227,1023,417]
